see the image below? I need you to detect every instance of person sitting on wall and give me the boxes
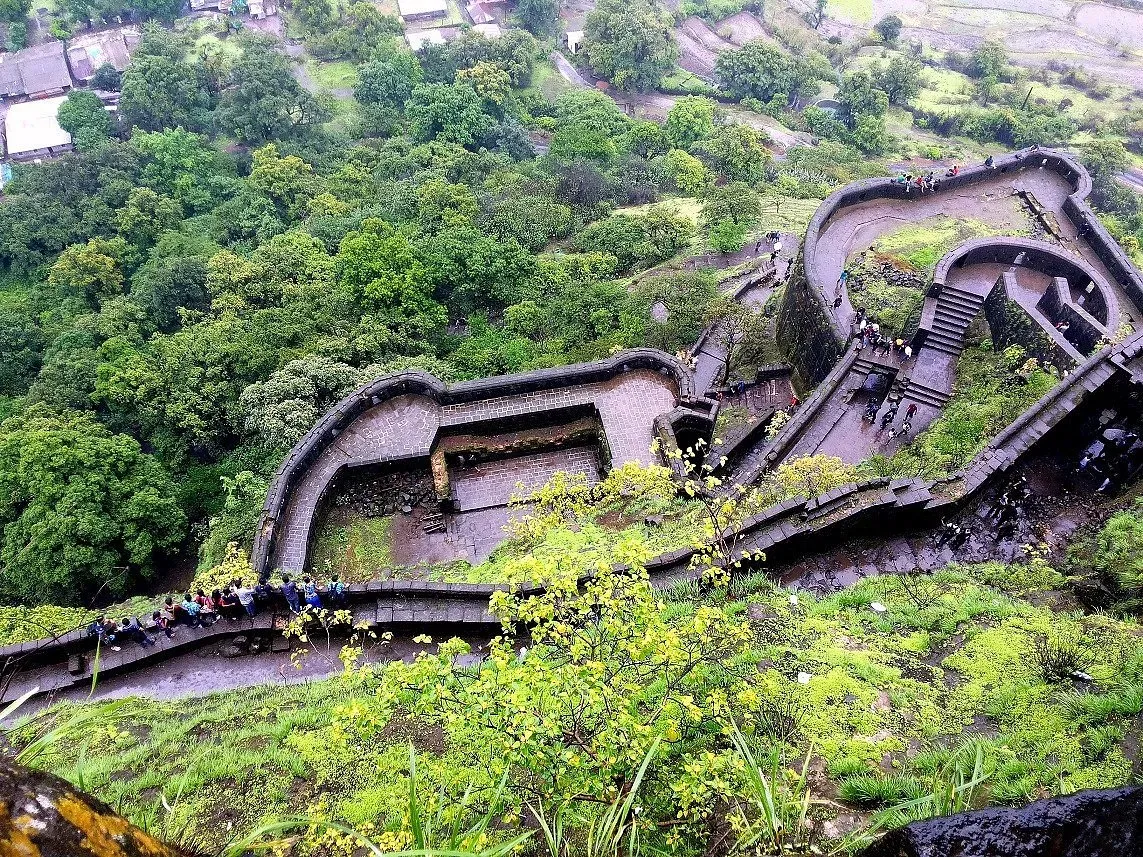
[86,616,121,651]
[118,616,156,648]
[984,155,995,169]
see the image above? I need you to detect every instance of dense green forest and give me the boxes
[1,0,1142,852]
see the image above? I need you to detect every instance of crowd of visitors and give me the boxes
[85,574,350,650]
[852,309,913,363]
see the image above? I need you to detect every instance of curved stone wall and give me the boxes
[252,349,707,576]
[785,148,1143,383]
[8,330,1143,699]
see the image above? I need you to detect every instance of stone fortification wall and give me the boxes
[251,349,705,577]
[780,148,1140,384]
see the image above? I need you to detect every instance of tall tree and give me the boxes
[583,0,678,91]
[0,404,186,605]
[872,56,923,106]
[515,0,558,35]
[119,29,213,132]
[405,81,496,148]
[355,41,423,108]
[666,96,716,150]
[216,36,327,144]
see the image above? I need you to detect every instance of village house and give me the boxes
[0,41,72,100]
[65,29,139,84]
[3,96,73,160]
[398,0,448,22]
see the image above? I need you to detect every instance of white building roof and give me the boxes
[472,22,502,38]
[406,28,448,49]
[5,95,72,156]
[398,0,447,17]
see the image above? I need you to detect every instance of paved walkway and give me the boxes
[742,155,1137,474]
[270,370,679,573]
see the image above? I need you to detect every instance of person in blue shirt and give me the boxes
[302,576,322,610]
[280,575,301,613]
[327,575,348,609]
[181,593,202,627]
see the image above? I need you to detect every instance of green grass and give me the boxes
[526,59,574,103]
[616,195,704,224]
[303,58,359,92]
[754,193,822,236]
[308,515,394,582]
[825,0,873,25]
[870,215,1029,273]
[24,562,1142,850]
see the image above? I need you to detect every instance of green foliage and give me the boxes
[583,0,678,91]
[969,39,1010,81]
[714,41,820,104]
[57,91,114,148]
[216,35,327,144]
[1087,500,1143,608]
[0,404,186,605]
[0,604,96,646]
[237,356,367,453]
[354,42,423,109]
[628,270,720,353]
[406,82,496,148]
[692,123,771,183]
[709,218,748,252]
[872,56,923,106]
[515,0,558,35]
[873,14,902,43]
[572,206,694,273]
[119,28,213,133]
[665,96,715,150]
[884,344,1058,478]
[6,19,26,49]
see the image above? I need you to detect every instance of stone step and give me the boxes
[924,329,964,349]
[903,380,950,408]
[920,334,964,358]
[934,303,979,324]
[932,317,971,336]
[941,284,987,304]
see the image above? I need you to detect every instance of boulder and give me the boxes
[858,786,1143,857]
[218,644,245,658]
[0,757,187,856]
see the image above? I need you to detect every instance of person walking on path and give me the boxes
[905,402,918,421]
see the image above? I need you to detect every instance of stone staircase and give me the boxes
[900,377,951,409]
[923,285,987,357]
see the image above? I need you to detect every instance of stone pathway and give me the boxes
[270,369,680,574]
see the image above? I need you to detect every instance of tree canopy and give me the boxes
[0,405,185,605]
[583,0,678,91]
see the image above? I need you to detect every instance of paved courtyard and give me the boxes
[269,369,680,574]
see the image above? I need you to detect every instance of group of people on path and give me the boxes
[864,394,919,441]
[852,309,912,363]
[86,574,349,650]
